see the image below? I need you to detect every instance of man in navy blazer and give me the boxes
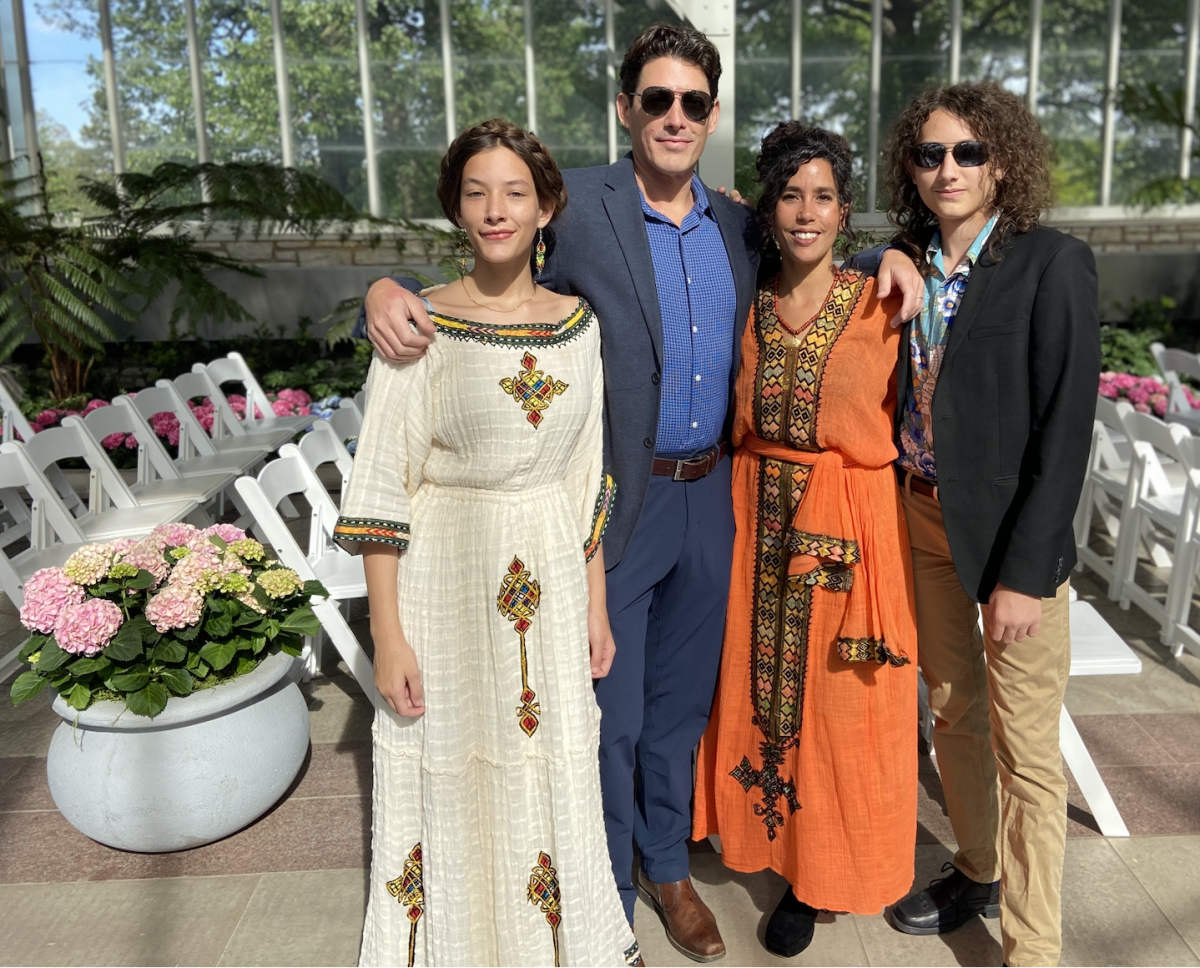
[359,24,922,960]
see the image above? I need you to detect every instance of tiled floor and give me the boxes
[2,557,1199,965]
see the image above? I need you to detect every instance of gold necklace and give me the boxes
[460,277,537,314]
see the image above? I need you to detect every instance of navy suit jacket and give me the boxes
[354,155,759,566]
[541,155,759,565]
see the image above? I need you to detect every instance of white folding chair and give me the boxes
[0,378,89,524]
[1110,411,1196,639]
[110,396,263,480]
[196,352,314,435]
[327,406,361,445]
[1151,341,1200,434]
[353,388,365,413]
[296,420,354,504]
[131,381,277,464]
[18,421,210,527]
[234,453,378,707]
[170,371,298,452]
[338,396,363,421]
[1074,397,1135,591]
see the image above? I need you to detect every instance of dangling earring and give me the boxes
[457,233,469,276]
[535,228,546,276]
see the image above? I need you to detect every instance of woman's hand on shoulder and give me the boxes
[373,632,426,717]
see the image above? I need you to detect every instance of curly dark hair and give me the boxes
[884,82,1053,265]
[755,122,855,281]
[619,23,721,98]
[436,118,568,226]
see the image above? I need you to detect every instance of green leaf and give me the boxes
[175,623,201,641]
[198,639,238,671]
[35,640,69,673]
[18,634,47,661]
[233,608,262,627]
[235,654,259,676]
[280,606,320,636]
[275,631,303,656]
[126,682,169,718]
[250,635,267,654]
[66,683,92,710]
[109,669,150,691]
[206,597,228,616]
[151,639,187,664]
[127,570,156,590]
[194,659,211,678]
[68,656,111,676]
[92,581,120,594]
[204,612,233,639]
[104,623,145,662]
[262,618,281,640]
[158,667,194,696]
[301,580,329,599]
[10,671,47,704]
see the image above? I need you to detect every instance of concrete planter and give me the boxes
[46,650,310,852]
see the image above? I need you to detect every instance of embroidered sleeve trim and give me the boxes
[836,636,910,666]
[584,473,617,562]
[787,529,861,564]
[333,516,411,549]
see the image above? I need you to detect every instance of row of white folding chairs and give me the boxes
[1076,395,1200,653]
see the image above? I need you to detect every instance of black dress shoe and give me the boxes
[764,887,817,957]
[888,862,1000,935]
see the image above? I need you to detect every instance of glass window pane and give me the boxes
[1040,0,1108,205]
[28,0,110,215]
[1112,0,1189,203]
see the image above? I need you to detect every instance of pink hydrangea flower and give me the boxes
[124,434,139,449]
[145,585,205,633]
[55,598,123,655]
[101,431,127,450]
[116,540,170,585]
[276,388,311,407]
[1112,373,1139,390]
[1127,386,1151,405]
[150,522,201,550]
[109,538,137,557]
[19,567,86,633]
[203,523,247,544]
[168,546,221,588]
[83,399,110,414]
[1150,394,1168,417]
[34,409,63,427]
[150,411,181,447]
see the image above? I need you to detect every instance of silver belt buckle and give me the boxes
[674,448,712,481]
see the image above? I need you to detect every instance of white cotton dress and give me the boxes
[334,296,637,968]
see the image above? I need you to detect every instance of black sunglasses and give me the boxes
[631,86,714,123]
[910,140,990,169]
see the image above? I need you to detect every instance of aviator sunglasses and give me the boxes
[910,140,990,169]
[631,86,715,123]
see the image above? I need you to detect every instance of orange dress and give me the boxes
[693,269,918,914]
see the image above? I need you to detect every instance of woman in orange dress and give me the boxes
[694,122,918,957]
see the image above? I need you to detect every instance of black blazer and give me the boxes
[356,155,759,566]
[899,225,1101,602]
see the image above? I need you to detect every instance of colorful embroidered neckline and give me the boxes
[430,297,593,348]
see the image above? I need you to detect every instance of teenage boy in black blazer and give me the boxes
[880,84,1100,967]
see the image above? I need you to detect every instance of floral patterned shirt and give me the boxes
[897,213,999,483]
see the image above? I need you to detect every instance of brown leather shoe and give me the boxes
[636,869,726,963]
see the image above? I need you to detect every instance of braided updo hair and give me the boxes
[436,118,568,226]
[755,122,855,280]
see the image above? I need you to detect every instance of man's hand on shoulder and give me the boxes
[365,278,436,363]
[876,248,925,328]
[716,185,753,209]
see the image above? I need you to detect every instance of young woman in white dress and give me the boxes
[335,119,640,968]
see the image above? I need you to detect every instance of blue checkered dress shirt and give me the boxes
[640,173,738,455]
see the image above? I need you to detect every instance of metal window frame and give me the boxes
[1099,0,1123,206]
[523,0,536,134]
[1183,0,1199,181]
[440,0,456,146]
[355,0,381,216]
[1028,0,1043,113]
[606,0,617,163]
[791,0,802,119]
[949,0,963,84]
[97,0,125,173]
[269,0,294,168]
[867,0,883,212]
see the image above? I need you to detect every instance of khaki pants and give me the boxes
[901,488,1071,968]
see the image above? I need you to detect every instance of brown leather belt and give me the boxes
[652,442,728,482]
[896,466,938,501]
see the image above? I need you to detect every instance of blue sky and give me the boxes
[28,5,100,142]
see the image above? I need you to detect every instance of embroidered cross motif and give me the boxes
[527,851,563,966]
[730,740,802,841]
[497,556,542,736]
[500,352,569,427]
[385,842,424,966]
